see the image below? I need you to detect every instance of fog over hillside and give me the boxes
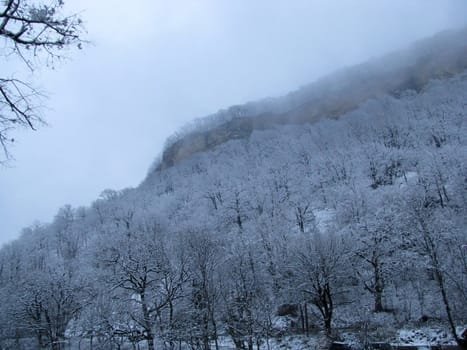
[154,27,467,171]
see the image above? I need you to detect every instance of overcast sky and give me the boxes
[1,0,467,247]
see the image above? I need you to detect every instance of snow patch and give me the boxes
[315,208,336,233]
[397,171,418,188]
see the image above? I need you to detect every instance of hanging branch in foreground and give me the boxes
[0,0,85,163]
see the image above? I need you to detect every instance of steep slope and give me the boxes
[156,26,467,170]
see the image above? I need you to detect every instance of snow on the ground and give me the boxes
[315,208,336,233]
[214,334,324,350]
[212,325,467,350]
[392,327,464,346]
[397,171,418,188]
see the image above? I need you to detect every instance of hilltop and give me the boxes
[156,27,467,171]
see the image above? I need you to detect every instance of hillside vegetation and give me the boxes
[0,29,466,350]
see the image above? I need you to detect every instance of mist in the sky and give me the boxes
[1,0,467,246]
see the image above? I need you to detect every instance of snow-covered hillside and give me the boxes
[1,35,466,350]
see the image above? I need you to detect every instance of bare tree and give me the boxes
[0,0,85,163]
[408,198,466,348]
[351,208,402,313]
[292,232,348,337]
[185,230,221,350]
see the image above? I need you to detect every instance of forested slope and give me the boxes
[0,31,466,350]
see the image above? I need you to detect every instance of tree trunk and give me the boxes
[434,261,461,347]
[147,335,155,350]
[373,256,384,312]
[324,316,332,337]
[212,317,219,350]
[299,304,305,332]
[203,317,210,350]
[247,336,253,350]
[374,290,383,313]
[140,292,155,350]
[323,283,333,337]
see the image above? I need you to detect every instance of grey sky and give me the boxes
[1,0,467,247]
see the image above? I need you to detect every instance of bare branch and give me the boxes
[0,0,85,163]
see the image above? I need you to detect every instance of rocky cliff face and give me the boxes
[156,27,467,171]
